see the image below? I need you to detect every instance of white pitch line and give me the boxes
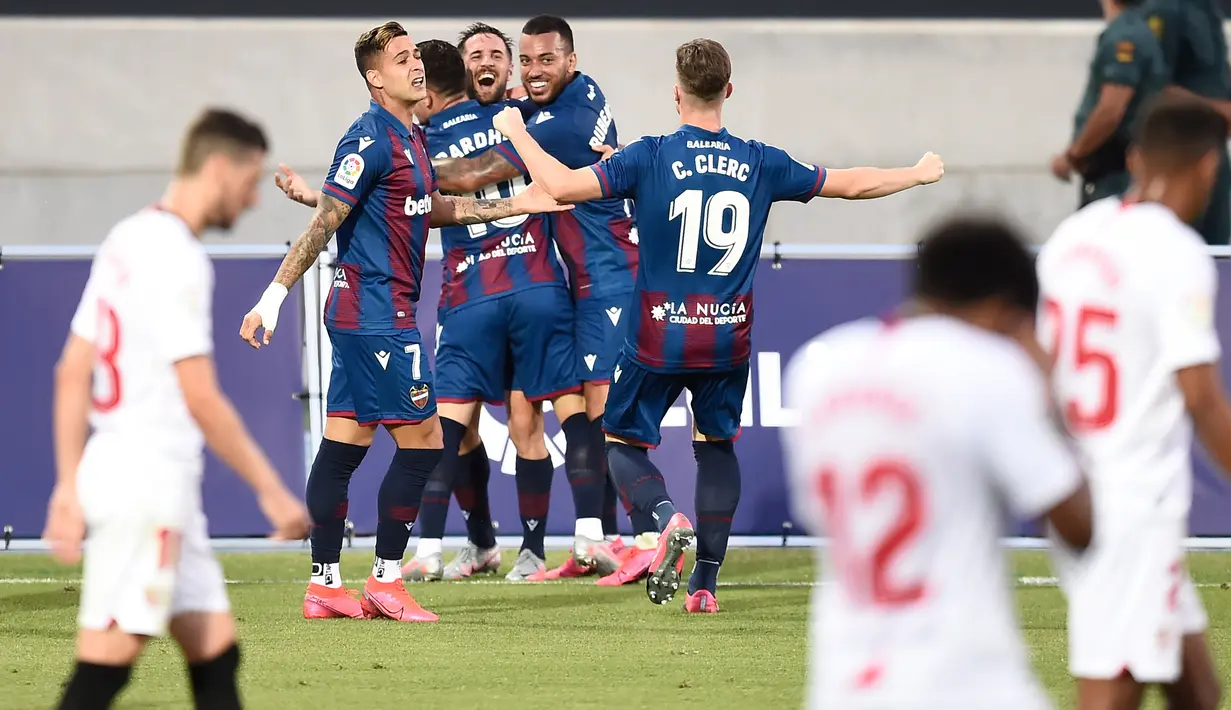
[2,577,1228,589]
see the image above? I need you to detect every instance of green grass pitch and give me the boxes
[3,549,1231,709]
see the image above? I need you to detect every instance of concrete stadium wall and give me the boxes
[4,18,1227,247]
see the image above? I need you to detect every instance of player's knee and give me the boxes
[75,628,146,667]
[459,424,483,454]
[387,418,444,450]
[170,612,236,665]
[507,401,546,456]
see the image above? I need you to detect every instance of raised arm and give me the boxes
[432,150,523,194]
[819,153,945,200]
[491,106,605,203]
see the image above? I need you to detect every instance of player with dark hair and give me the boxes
[783,217,1093,710]
[46,108,311,710]
[430,15,657,584]
[1040,94,1230,710]
[1144,0,1231,245]
[237,21,569,622]
[491,37,944,610]
[1051,0,1166,205]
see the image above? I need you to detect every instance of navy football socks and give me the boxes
[57,661,132,710]
[689,440,742,595]
[606,442,677,531]
[375,448,441,561]
[515,455,553,559]
[187,644,242,710]
[561,412,604,521]
[414,417,467,541]
[306,439,368,565]
[455,441,497,550]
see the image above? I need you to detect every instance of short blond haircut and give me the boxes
[355,21,408,80]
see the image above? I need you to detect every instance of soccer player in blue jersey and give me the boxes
[406,35,605,582]
[491,38,945,612]
[432,15,661,584]
[237,21,569,623]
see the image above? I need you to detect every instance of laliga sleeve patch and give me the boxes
[334,153,365,190]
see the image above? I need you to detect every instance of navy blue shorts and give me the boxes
[574,291,633,383]
[602,354,749,448]
[435,286,581,405]
[326,328,436,426]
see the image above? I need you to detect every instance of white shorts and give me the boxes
[76,438,228,637]
[1051,514,1207,683]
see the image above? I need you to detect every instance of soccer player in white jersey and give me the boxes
[1039,95,1230,710]
[43,109,311,710]
[783,219,1094,710]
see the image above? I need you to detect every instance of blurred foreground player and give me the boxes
[784,219,1093,710]
[45,109,311,710]
[491,38,944,610]
[238,22,567,622]
[1039,95,1230,710]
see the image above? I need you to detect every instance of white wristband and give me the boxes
[253,283,289,332]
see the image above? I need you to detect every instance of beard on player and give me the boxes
[468,66,509,106]
[206,153,263,231]
[518,30,576,106]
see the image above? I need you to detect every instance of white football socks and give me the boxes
[415,538,443,559]
[310,562,342,589]
[576,517,604,541]
[372,558,402,583]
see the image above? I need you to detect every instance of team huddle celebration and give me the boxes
[25,2,1231,709]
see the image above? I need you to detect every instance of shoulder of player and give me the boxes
[110,210,209,274]
[786,319,881,378]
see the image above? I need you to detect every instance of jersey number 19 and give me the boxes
[670,189,750,276]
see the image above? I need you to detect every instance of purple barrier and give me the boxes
[0,257,305,538]
[8,254,1231,538]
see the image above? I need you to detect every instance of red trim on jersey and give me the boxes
[357,416,435,427]
[523,384,583,403]
[591,164,612,198]
[808,167,828,199]
[602,428,659,450]
[493,143,527,173]
[385,127,417,330]
[322,183,359,206]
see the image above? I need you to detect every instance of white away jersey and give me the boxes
[70,208,214,459]
[1038,198,1220,519]
[782,316,1082,710]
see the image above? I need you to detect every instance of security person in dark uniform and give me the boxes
[1052,0,1166,205]
[1146,0,1231,245]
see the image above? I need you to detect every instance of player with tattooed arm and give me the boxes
[237,22,568,622]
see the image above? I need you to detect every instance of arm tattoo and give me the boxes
[432,150,521,193]
[446,196,520,226]
[273,194,351,288]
